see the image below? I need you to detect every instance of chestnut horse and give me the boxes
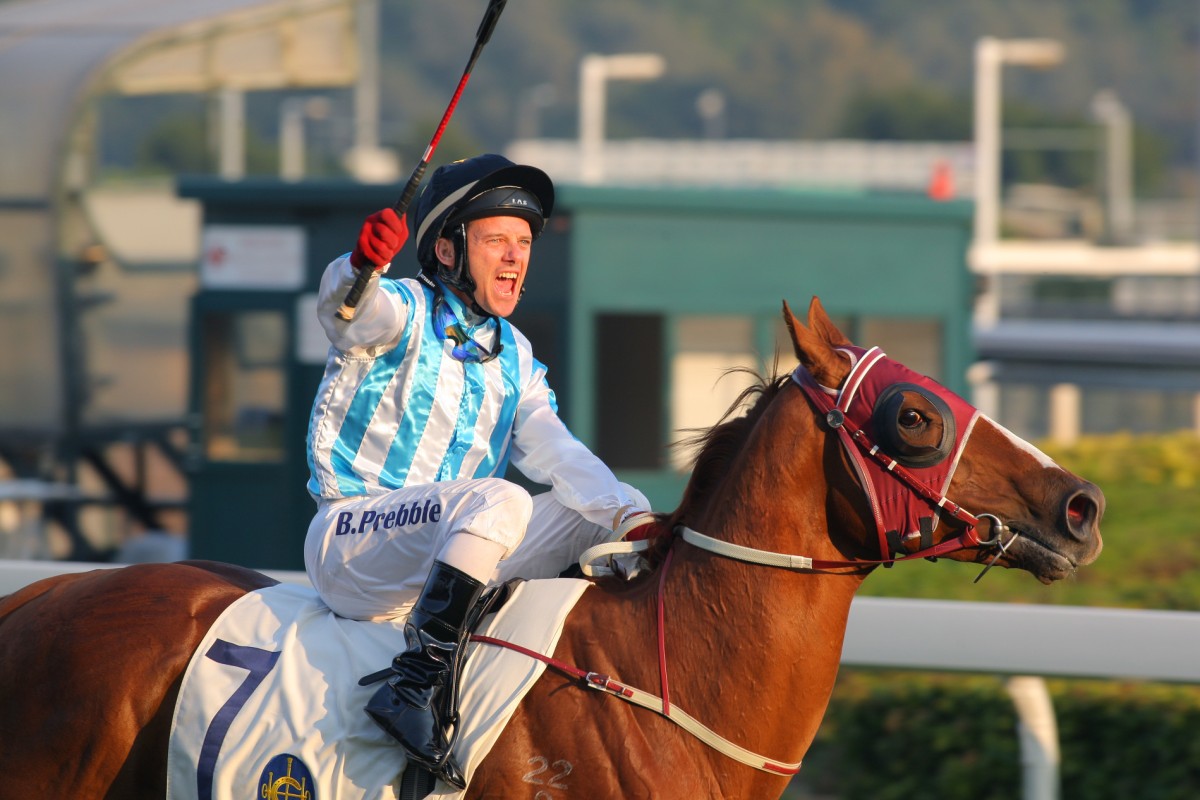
[0,298,1103,799]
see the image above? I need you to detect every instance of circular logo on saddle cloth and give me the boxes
[259,753,316,800]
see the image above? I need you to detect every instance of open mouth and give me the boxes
[1007,525,1077,583]
[496,271,519,297]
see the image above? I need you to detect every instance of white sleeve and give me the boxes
[315,255,409,353]
[509,368,642,531]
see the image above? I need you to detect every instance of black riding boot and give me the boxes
[365,561,485,789]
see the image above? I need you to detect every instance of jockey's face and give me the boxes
[436,215,532,318]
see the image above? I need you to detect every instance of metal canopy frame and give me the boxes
[0,0,359,559]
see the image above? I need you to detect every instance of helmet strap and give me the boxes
[438,224,491,319]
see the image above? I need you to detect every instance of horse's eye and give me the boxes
[872,382,955,467]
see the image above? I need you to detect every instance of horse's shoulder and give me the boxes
[0,571,68,617]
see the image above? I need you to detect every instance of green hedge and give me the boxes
[786,672,1200,800]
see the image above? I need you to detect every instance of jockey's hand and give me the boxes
[614,508,656,542]
[610,506,656,580]
[350,208,409,271]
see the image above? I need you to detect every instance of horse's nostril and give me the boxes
[1067,496,1087,527]
[1065,488,1102,538]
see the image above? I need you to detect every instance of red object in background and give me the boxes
[927,160,955,201]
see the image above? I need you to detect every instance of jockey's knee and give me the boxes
[457,478,532,555]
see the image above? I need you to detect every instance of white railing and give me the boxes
[843,596,1200,682]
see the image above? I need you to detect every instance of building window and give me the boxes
[997,383,1199,442]
[595,313,664,469]
[1081,387,1198,436]
[857,317,943,381]
[670,316,759,471]
[200,310,287,462]
[997,383,1052,441]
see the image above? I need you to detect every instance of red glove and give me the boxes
[607,507,657,580]
[350,208,408,270]
[614,507,657,542]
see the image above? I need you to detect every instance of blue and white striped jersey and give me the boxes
[307,257,635,530]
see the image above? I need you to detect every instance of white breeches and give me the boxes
[304,477,648,621]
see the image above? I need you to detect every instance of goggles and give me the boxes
[432,293,502,364]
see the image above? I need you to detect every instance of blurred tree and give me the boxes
[134,114,212,175]
[838,85,1168,193]
[382,114,484,176]
[132,113,278,177]
[839,85,971,140]
[87,0,1190,193]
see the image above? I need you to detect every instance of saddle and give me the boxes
[165,577,590,800]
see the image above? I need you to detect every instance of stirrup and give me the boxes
[398,755,468,793]
[437,755,467,790]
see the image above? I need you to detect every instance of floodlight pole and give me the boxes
[972,37,1064,327]
[578,53,666,184]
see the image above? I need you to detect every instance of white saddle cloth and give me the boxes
[165,577,590,800]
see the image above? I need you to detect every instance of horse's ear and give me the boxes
[782,298,852,387]
[782,300,806,361]
[806,297,853,348]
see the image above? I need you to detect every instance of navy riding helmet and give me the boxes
[411,153,555,306]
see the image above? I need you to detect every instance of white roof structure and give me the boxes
[0,0,357,197]
[0,0,359,434]
[507,137,976,194]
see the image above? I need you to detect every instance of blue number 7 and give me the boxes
[196,639,282,800]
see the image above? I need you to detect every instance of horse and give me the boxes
[0,297,1103,799]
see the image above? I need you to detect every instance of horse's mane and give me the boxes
[667,367,793,530]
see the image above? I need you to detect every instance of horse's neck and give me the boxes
[696,387,872,568]
[663,395,869,768]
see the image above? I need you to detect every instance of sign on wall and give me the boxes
[201,225,306,290]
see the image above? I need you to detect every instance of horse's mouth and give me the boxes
[1004,525,1078,584]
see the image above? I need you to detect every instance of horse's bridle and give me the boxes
[578,347,1018,579]
[789,346,1017,570]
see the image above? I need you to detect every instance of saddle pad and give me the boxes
[165,577,590,800]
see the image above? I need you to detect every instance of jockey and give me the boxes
[304,153,653,788]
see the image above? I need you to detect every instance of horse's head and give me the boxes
[785,297,1103,583]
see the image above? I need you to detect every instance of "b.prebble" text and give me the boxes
[334,500,443,535]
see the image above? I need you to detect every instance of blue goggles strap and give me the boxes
[433,293,502,364]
